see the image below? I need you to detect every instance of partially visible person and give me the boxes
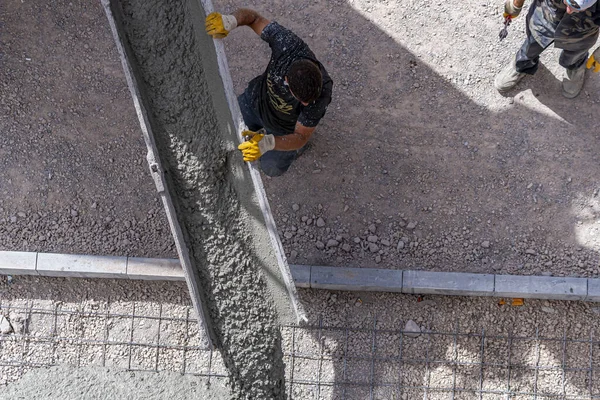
[206,8,333,177]
[495,0,600,98]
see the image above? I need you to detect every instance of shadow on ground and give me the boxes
[219,0,600,278]
[212,0,600,397]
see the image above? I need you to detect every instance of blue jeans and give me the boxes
[238,92,297,177]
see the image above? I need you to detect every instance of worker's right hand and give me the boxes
[205,12,238,39]
[503,0,522,18]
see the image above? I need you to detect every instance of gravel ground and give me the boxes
[2,0,600,397]
[214,0,600,278]
[2,275,600,398]
[0,0,175,258]
[2,1,599,278]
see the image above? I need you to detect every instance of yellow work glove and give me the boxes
[205,12,238,39]
[238,130,276,162]
[587,49,600,73]
[503,0,522,18]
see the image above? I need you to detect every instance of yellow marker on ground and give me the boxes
[511,298,524,306]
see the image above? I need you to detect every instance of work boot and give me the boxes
[562,62,586,98]
[494,59,526,92]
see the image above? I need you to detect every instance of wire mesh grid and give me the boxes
[1,301,600,399]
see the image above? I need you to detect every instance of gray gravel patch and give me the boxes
[0,0,175,259]
[0,366,231,400]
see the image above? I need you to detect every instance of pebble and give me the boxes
[342,243,351,252]
[375,255,382,263]
[525,249,536,255]
[284,231,294,239]
[404,320,421,338]
[368,224,377,233]
[407,222,417,230]
[292,204,300,212]
[326,239,339,248]
[0,316,12,334]
[397,240,405,250]
[17,212,26,218]
[290,250,298,259]
[8,312,24,334]
[71,210,78,217]
[369,243,379,253]
[10,216,17,223]
[316,217,326,227]
[541,306,556,314]
[316,241,325,250]
[367,235,378,243]
[353,237,361,244]
[380,239,390,247]
[481,241,490,248]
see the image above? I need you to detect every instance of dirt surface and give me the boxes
[215,0,600,278]
[2,275,600,398]
[0,0,175,258]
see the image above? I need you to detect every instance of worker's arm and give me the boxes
[273,122,314,151]
[504,0,525,17]
[205,8,270,38]
[237,123,315,162]
[232,8,270,36]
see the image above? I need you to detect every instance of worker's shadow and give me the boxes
[217,0,600,397]
[530,62,600,126]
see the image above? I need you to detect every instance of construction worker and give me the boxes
[205,8,333,177]
[495,0,600,98]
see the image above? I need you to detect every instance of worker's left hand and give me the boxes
[238,130,275,162]
[205,12,238,39]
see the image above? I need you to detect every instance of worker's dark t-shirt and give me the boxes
[243,22,333,135]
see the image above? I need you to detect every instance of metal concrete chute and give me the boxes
[100,0,216,348]
[101,0,306,358]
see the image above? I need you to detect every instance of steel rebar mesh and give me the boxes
[1,303,599,399]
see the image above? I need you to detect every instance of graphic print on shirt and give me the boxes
[266,73,293,115]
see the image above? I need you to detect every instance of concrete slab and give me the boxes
[494,275,587,300]
[311,266,403,292]
[290,265,311,288]
[402,270,494,296]
[0,251,38,276]
[126,257,185,281]
[37,253,127,279]
[586,278,600,302]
